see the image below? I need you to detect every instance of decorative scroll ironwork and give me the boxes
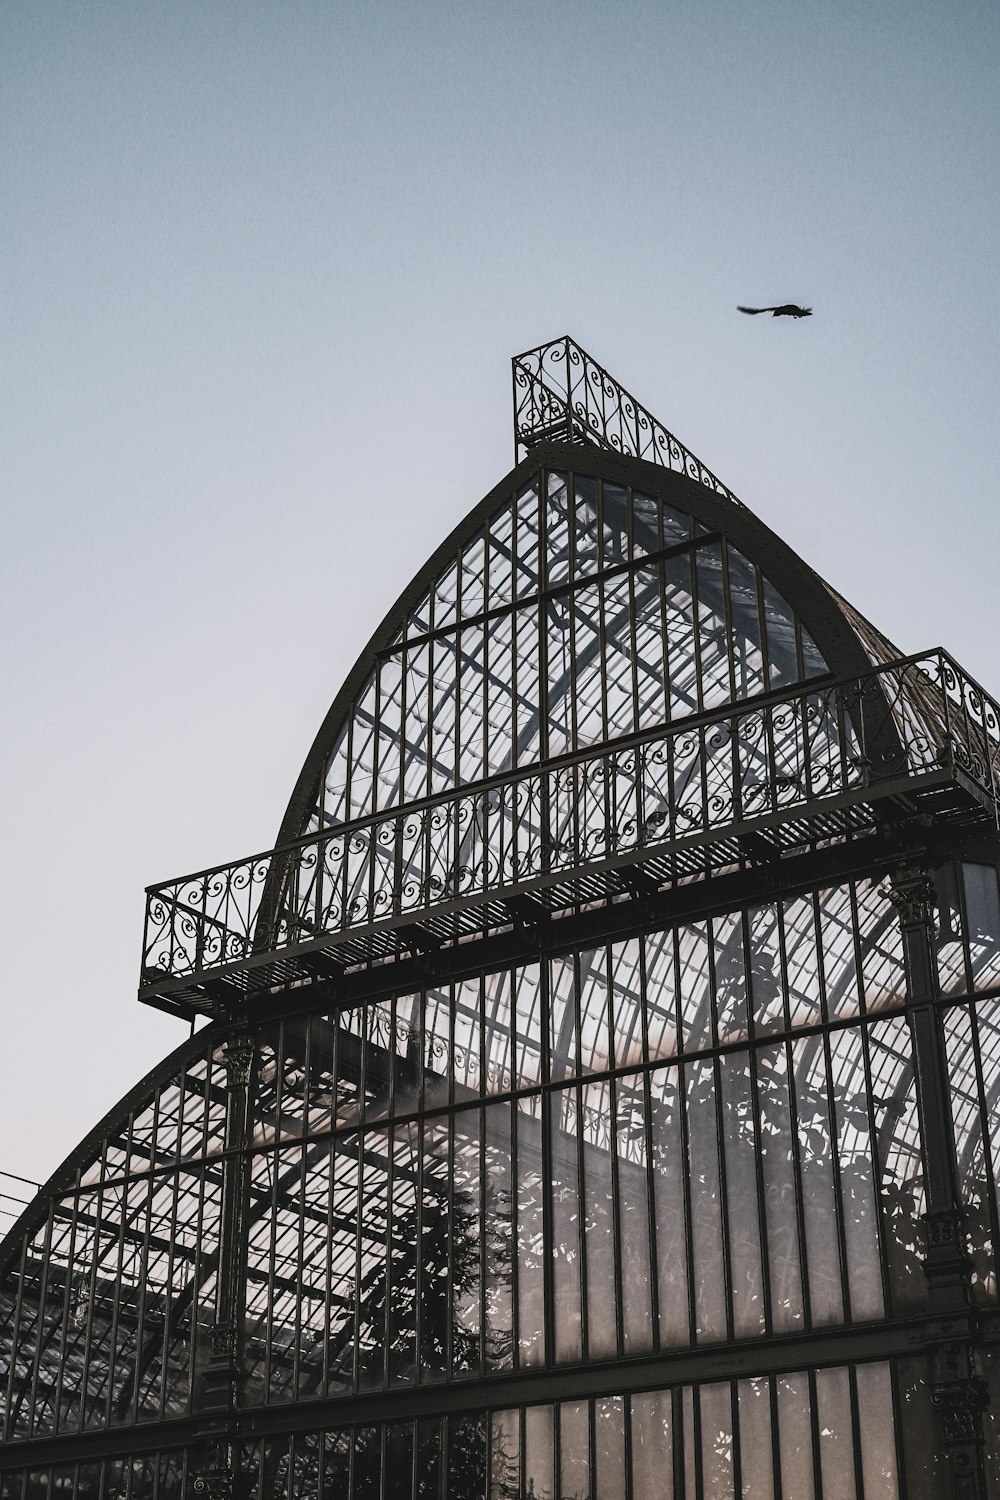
[512,336,744,505]
[887,865,938,927]
[140,648,1000,998]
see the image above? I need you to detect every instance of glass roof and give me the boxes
[310,466,830,835]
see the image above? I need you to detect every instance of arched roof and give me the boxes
[274,442,884,852]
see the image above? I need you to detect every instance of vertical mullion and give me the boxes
[576,1074,589,1363]
[187,1057,215,1412]
[510,1094,521,1373]
[481,609,491,789]
[477,1096,487,1381]
[784,1034,814,1331]
[445,1096,456,1381]
[807,1368,825,1500]
[860,1014,896,1319]
[626,556,641,736]
[821,1024,854,1325]
[262,1149,279,1403]
[731,698,745,826]
[746,1031,775,1335]
[711,1046,736,1346]
[384,1127,395,1393]
[509,503,521,775]
[594,559,610,752]
[692,1380,705,1499]
[587,1394,597,1500]
[552,1401,562,1500]
[671,1385,686,1496]
[75,1173,105,1434]
[847,1363,867,1500]
[540,958,555,1371]
[350,1129,364,1397]
[342,694,356,823]
[321,1131,336,1399]
[371,665,384,815]
[640,956,662,1348]
[755,565,772,691]
[414,1118,426,1390]
[292,1146,307,1401]
[890,1359,910,1500]
[720,541,738,705]
[676,1046,698,1347]
[730,1379,744,1499]
[537,481,550,766]
[273,1022,286,1142]
[657,547,672,726]
[623,1391,635,1500]
[769,1372,784,1500]
[955,863,976,1000]
[609,1072,626,1360]
[566,543,581,750]
[689,548,705,715]
[965,1000,1000,1296]
[102,1162,133,1428]
[395,638,409,815]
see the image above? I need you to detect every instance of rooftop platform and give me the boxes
[140,647,1000,1018]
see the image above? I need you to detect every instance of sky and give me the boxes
[2,0,999,1188]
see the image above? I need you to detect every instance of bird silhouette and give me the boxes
[738,304,812,318]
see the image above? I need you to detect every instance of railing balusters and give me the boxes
[511,338,744,507]
[142,650,1000,993]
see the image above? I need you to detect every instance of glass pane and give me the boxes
[550,1087,583,1364]
[559,1400,589,1500]
[523,1404,554,1500]
[814,1366,857,1500]
[630,1389,673,1500]
[855,1363,899,1499]
[737,1377,775,1500]
[594,1395,626,1499]
[490,1409,520,1500]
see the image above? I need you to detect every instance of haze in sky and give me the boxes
[2,0,998,1187]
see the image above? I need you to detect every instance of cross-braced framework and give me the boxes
[3,339,1000,1499]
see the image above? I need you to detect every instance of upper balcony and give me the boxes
[512,335,743,505]
[139,648,1000,1019]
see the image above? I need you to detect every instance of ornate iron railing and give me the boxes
[141,650,1000,1000]
[512,336,744,506]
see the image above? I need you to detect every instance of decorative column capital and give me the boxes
[210,1319,241,1361]
[222,1034,255,1089]
[191,1474,234,1500]
[925,1206,968,1252]
[930,1378,990,1443]
[190,1441,241,1500]
[887,864,937,927]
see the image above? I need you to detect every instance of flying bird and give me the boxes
[738,303,812,318]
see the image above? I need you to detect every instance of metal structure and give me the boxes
[3,337,1000,1498]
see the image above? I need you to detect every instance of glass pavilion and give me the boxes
[3,338,1000,1499]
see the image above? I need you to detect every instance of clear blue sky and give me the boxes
[2,0,998,1184]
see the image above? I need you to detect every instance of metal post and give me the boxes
[888,864,989,1500]
[191,1026,256,1498]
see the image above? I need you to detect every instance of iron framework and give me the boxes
[140,647,1000,1018]
[3,340,1000,1500]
